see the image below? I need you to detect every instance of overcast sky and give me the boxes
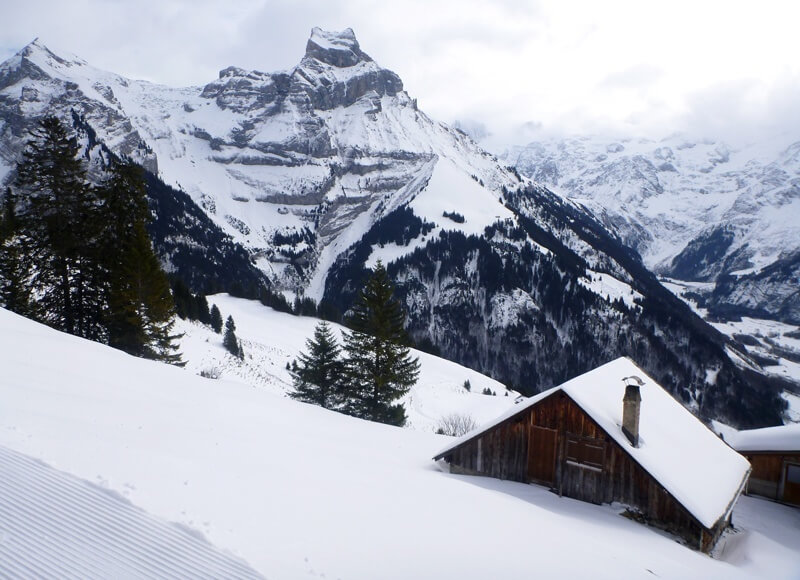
[3,0,799,146]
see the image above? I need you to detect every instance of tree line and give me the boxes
[0,115,180,363]
[290,262,420,426]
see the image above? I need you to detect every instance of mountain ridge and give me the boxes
[0,30,789,427]
[503,134,800,324]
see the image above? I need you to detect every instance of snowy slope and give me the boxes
[2,307,800,579]
[177,294,518,433]
[0,445,260,578]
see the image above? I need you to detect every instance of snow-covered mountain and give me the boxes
[0,30,791,426]
[0,30,513,295]
[503,136,800,324]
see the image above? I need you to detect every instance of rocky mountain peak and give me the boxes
[304,27,371,67]
[16,38,85,70]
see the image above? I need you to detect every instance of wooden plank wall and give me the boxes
[451,415,529,482]
[746,453,800,483]
[743,452,800,502]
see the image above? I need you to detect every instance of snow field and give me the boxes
[2,306,800,578]
[0,445,260,579]
[178,294,517,433]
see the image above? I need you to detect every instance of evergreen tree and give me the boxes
[210,304,223,333]
[8,117,180,363]
[290,321,344,409]
[98,159,181,364]
[0,187,33,315]
[223,315,242,358]
[196,294,211,325]
[13,115,105,338]
[341,261,420,426]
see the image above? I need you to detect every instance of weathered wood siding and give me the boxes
[742,452,800,505]
[441,391,719,551]
[449,413,529,482]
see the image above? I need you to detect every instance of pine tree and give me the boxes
[223,315,242,358]
[341,261,419,426]
[290,321,344,409]
[210,304,223,333]
[13,115,105,338]
[98,159,181,364]
[0,187,33,315]
[196,294,211,325]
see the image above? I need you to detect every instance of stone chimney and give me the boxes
[622,376,643,447]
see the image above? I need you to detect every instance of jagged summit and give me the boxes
[203,26,403,114]
[304,27,371,67]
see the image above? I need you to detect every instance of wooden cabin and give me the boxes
[727,424,800,507]
[434,358,751,553]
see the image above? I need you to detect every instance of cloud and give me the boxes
[678,77,800,145]
[599,64,663,89]
[1,0,799,146]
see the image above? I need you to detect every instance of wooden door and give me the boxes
[528,425,558,485]
[783,463,800,506]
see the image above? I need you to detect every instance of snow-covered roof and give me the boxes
[435,357,751,530]
[726,423,800,453]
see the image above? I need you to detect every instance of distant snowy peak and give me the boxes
[15,38,88,71]
[305,27,372,67]
[203,28,402,115]
[0,39,158,175]
[505,134,800,323]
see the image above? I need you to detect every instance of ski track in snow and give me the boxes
[0,445,261,579]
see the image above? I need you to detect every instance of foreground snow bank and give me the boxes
[0,445,260,578]
[2,308,799,579]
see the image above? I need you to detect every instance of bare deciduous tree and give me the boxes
[436,413,478,437]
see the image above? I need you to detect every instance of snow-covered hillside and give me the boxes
[662,277,800,395]
[2,307,800,579]
[177,294,517,432]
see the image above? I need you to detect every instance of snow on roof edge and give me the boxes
[726,423,800,452]
[433,382,559,459]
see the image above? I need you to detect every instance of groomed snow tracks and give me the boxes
[0,446,262,579]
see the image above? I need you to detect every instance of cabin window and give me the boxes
[788,464,800,484]
[565,434,605,470]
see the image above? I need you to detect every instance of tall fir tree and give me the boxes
[13,115,105,339]
[9,116,181,363]
[210,304,223,333]
[341,261,420,426]
[0,187,33,315]
[223,315,242,358]
[98,159,181,364]
[290,321,344,409]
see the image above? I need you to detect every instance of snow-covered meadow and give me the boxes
[177,294,519,433]
[2,304,800,578]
